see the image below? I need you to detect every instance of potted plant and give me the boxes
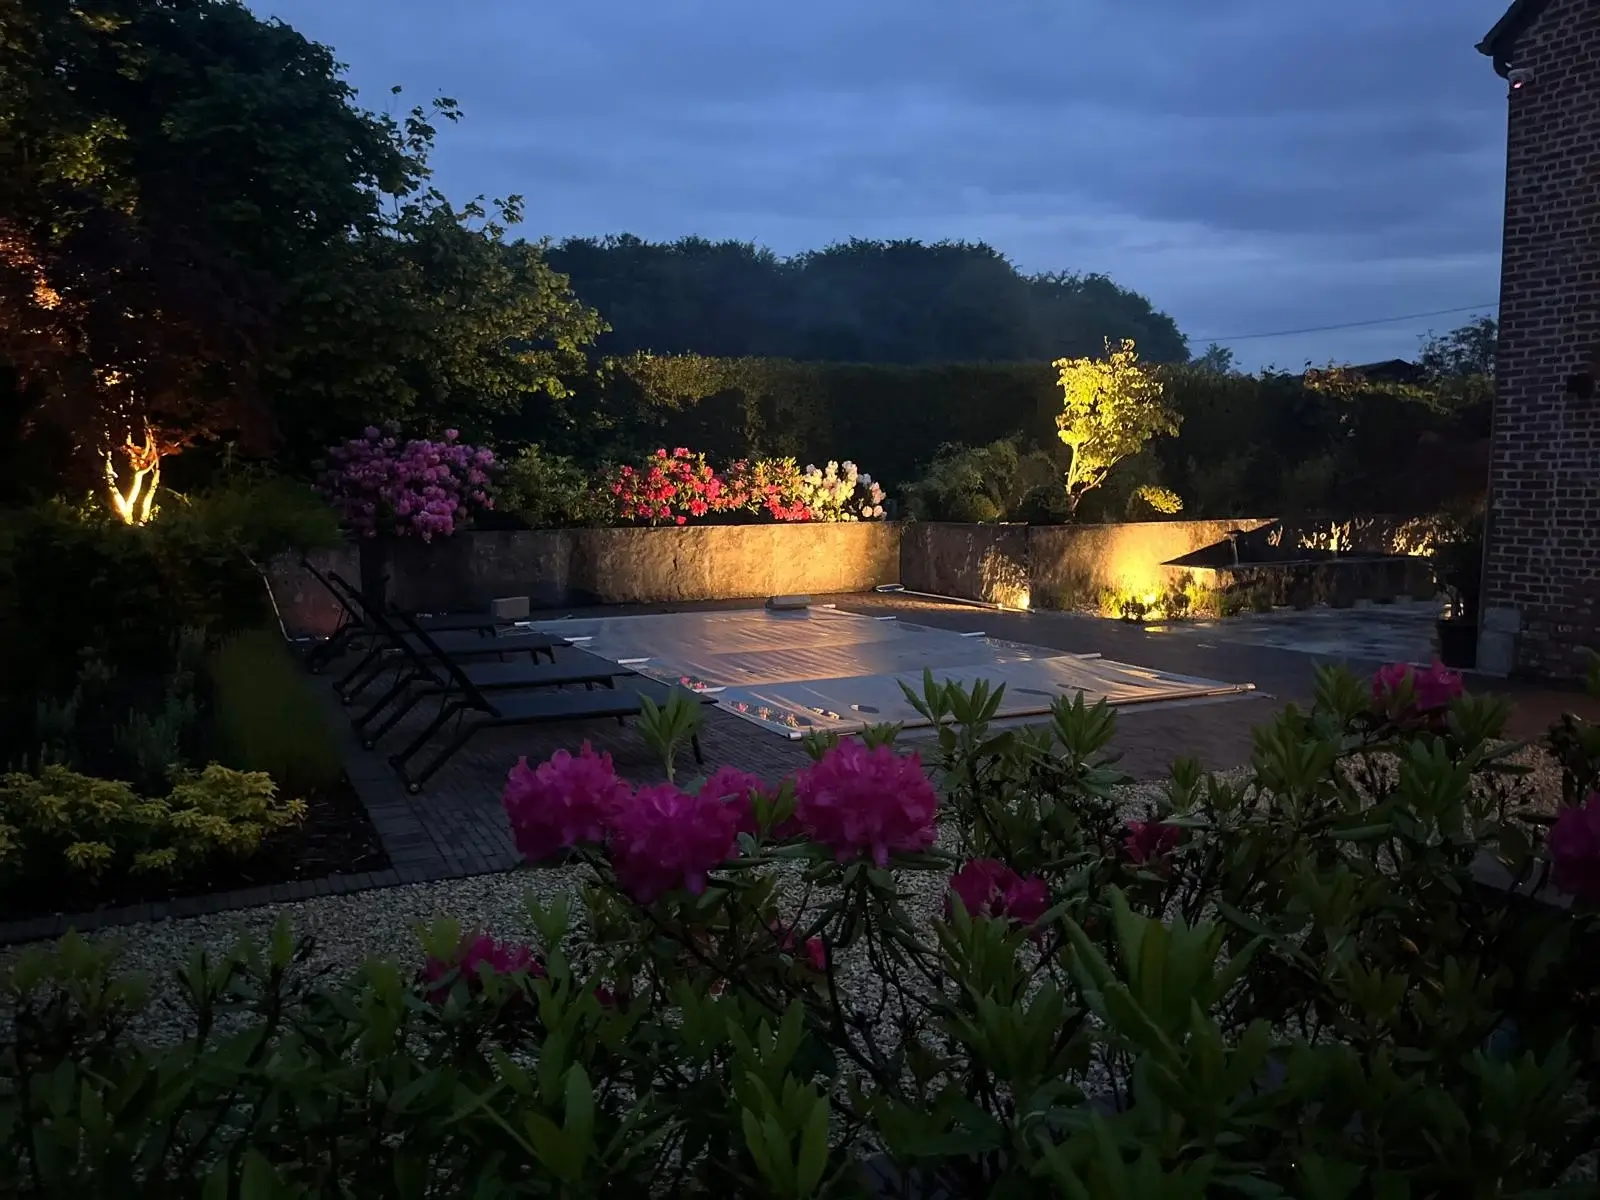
[1433,516,1483,670]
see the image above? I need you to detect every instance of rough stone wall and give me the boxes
[1027,520,1275,609]
[269,524,902,633]
[898,523,1031,606]
[1481,0,1600,679]
[897,519,1277,610]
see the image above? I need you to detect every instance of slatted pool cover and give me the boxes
[520,608,1253,739]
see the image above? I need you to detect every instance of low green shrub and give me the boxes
[902,438,1062,523]
[208,627,342,793]
[496,444,611,528]
[0,762,302,885]
[3,663,1599,1196]
[0,479,340,769]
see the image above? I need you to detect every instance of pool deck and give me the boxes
[341,592,1594,887]
[4,593,1591,942]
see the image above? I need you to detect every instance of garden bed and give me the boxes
[0,772,388,924]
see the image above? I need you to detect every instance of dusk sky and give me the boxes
[256,0,1512,372]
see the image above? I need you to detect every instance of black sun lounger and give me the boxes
[300,557,513,672]
[354,647,637,749]
[333,595,560,704]
[385,613,712,793]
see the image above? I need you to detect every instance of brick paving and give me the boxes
[5,592,1594,945]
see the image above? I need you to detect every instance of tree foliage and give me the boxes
[0,0,601,509]
[1054,340,1180,514]
[545,235,1191,365]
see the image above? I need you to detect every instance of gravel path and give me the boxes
[0,742,1572,1039]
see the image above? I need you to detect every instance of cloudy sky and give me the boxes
[257,0,1512,371]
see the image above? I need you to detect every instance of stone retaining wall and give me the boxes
[898,516,1444,610]
[268,523,902,636]
[899,519,1276,608]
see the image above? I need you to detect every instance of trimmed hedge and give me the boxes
[511,355,1490,517]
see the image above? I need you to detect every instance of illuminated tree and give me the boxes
[0,0,600,518]
[1054,339,1181,515]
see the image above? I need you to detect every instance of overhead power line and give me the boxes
[1194,302,1500,344]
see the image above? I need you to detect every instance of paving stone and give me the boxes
[8,592,1558,949]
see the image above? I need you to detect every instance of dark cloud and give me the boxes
[256,0,1511,369]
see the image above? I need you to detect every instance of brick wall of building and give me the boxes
[1481,0,1600,679]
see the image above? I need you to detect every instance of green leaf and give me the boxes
[563,1063,595,1155]
[796,1097,831,1196]
[238,1148,278,1200]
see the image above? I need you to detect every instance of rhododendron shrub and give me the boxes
[1370,659,1465,725]
[1549,792,1600,901]
[317,424,496,540]
[10,662,1600,1196]
[797,459,887,522]
[420,932,542,1002]
[948,858,1050,925]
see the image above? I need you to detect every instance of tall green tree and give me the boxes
[545,236,1189,366]
[1191,342,1237,374]
[0,0,600,513]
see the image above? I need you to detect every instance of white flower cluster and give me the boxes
[798,459,887,522]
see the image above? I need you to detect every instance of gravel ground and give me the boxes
[1,747,1590,1185]
[0,778,1171,1043]
[0,741,1573,1031]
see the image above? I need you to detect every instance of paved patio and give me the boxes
[7,592,1588,944]
[334,592,1387,886]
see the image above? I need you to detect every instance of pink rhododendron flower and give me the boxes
[1549,793,1600,901]
[948,858,1051,925]
[502,743,631,863]
[793,740,939,865]
[1371,660,1465,718]
[1124,821,1182,866]
[421,934,543,1002]
[317,423,497,541]
[805,936,828,972]
[607,784,741,903]
[699,765,766,835]
[770,921,829,971]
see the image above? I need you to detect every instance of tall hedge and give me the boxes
[503,354,1489,516]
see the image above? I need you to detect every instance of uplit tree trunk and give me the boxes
[103,424,164,525]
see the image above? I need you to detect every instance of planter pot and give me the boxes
[1437,617,1477,670]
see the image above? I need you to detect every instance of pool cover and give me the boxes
[520,608,1253,739]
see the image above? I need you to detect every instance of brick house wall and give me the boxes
[1478,0,1600,679]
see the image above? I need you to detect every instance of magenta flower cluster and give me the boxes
[1549,793,1600,902]
[318,425,496,541]
[420,932,542,1002]
[1370,660,1465,723]
[502,745,630,863]
[792,740,939,866]
[1124,820,1182,866]
[500,737,941,904]
[948,859,1050,926]
[502,741,747,904]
